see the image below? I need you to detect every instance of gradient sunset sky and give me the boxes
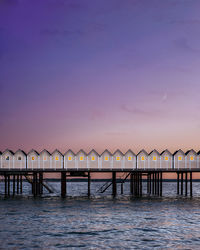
[1,0,200,154]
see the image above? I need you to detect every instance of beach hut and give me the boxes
[197,151,200,169]
[112,149,124,169]
[1,149,14,169]
[100,149,113,169]
[14,149,26,169]
[185,149,198,169]
[76,149,87,169]
[0,151,2,168]
[137,150,148,169]
[51,149,63,169]
[160,150,173,169]
[124,149,137,169]
[148,150,160,169]
[39,149,51,169]
[27,149,39,169]
[64,150,76,169]
[173,149,186,169]
[87,149,100,169]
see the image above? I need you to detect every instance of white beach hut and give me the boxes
[27,149,39,169]
[14,149,26,169]
[100,149,113,169]
[137,150,148,169]
[64,150,76,169]
[1,149,14,169]
[173,149,186,169]
[124,149,136,169]
[148,150,160,169]
[112,149,124,169]
[51,149,63,169]
[185,149,198,169]
[160,149,173,169]
[76,149,87,169]
[87,149,100,169]
[39,149,51,169]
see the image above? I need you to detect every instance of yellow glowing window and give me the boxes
[68,156,72,161]
[32,157,35,161]
[178,156,182,161]
[55,156,59,161]
[153,156,157,161]
[43,157,47,161]
[141,156,145,161]
[91,156,95,161]
[190,156,194,161]
[165,156,168,161]
[80,156,84,161]
[116,156,120,161]
[105,156,109,161]
[128,156,132,161]
[6,156,9,161]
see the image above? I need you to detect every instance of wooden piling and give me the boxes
[181,172,183,195]
[130,173,133,195]
[149,173,151,194]
[8,174,10,196]
[140,173,142,196]
[185,172,188,196]
[160,172,162,196]
[20,175,22,194]
[112,172,116,197]
[177,172,179,195]
[39,172,43,195]
[88,171,91,197]
[13,175,15,196]
[4,174,7,197]
[61,172,66,198]
[17,175,19,194]
[190,172,192,197]
[152,172,155,195]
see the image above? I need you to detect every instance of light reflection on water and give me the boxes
[1,182,200,249]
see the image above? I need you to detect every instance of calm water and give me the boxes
[1,182,200,249]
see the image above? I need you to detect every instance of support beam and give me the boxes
[160,172,162,196]
[185,172,188,196]
[112,172,117,197]
[177,172,179,195]
[130,173,133,195]
[88,171,91,197]
[149,173,151,194]
[181,172,183,195]
[4,174,7,197]
[61,172,66,198]
[190,172,192,197]
[20,175,23,194]
[140,173,142,196]
[8,174,10,196]
[17,175,19,194]
[39,172,43,195]
[13,174,15,196]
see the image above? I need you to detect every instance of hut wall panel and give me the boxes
[2,153,14,169]
[113,154,123,169]
[39,152,51,169]
[64,153,75,169]
[137,154,148,169]
[160,153,173,169]
[174,154,186,169]
[87,152,99,169]
[76,153,87,169]
[27,154,39,169]
[51,154,63,169]
[186,153,198,169]
[14,152,26,169]
[124,154,136,169]
[101,153,112,169]
[148,153,160,169]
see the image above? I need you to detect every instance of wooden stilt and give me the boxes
[160,172,162,196]
[17,175,19,194]
[140,173,142,196]
[190,172,192,197]
[185,172,188,196]
[4,174,7,197]
[121,182,123,194]
[20,175,22,194]
[152,172,155,195]
[39,172,43,195]
[61,172,66,198]
[8,174,10,196]
[88,171,91,197]
[130,172,133,195]
[112,172,116,197]
[149,173,151,194]
[177,172,179,195]
[13,174,15,196]
[181,172,183,195]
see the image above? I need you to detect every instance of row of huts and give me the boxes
[0,149,200,170]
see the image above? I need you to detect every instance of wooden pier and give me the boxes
[0,169,196,198]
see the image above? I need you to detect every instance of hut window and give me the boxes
[43,157,47,161]
[80,156,84,161]
[153,156,157,161]
[165,156,168,161]
[116,156,120,161]
[128,156,132,161]
[190,156,194,161]
[68,156,72,161]
[91,156,95,161]
[6,156,9,161]
[32,157,35,161]
[141,156,145,161]
[105,156,109,161]
[18,156,22,161]
[178,156,182,161]
[55,156,59,161]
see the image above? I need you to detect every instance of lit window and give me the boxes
[105,156,109,161]
[153,156,157,161]
[55,156,59,161]
[43,157,47,161]
[128,156,132,161]
[91,156,95,161]
[190,156,194,161]
[68,156,72,161]
[165,156,168,161]
[141,156,145,161]
[18,156,22,161]
[32,157,35,161]
[6,156,9,161]
[116,156,120,161]
[80,156,84,161]
[178,156,182,161]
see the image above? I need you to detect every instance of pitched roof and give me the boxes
[160,149,172,155]
[149,149,160,156]
[15,149,27,156]
[173,149,185,156]
[137,149,148,156]
[2,149,14,155]
[40,149,51,155]
[113,149,124,156]
[28,149,39,155]
[76,149,87,155]
[185,149,197,155]
[64,149,75,156]
[51,149,63,156]
[125,149,136,156]
[101,149,112,156]
[88,149,100,156]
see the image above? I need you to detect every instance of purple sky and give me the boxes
[1,0,200,154]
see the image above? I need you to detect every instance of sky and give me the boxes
[1,0,200,154]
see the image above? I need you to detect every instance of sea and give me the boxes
[1,181,200,249]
